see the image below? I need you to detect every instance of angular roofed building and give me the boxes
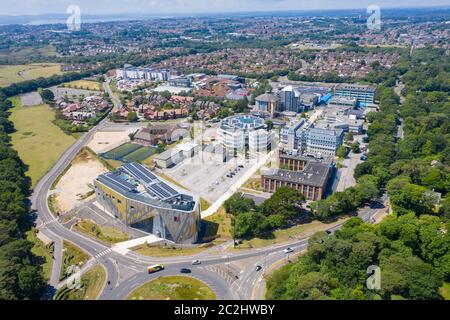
[94,163,200,243]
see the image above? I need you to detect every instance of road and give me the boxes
[103,78,123,110]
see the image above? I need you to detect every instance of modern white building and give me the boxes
[249,129,274,152]
[218,115,273,153]
[305,127,344,156]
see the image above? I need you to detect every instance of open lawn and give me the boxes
[0,63,62,87]
[61,241,90,281]
[73,219,129,244]
[54,265,106,300]
[9,97,75,187]
[127,276,217,300]
[62,79,103,91]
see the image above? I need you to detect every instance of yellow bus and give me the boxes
[147,264,164,274]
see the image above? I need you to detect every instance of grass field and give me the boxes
[73,219,129,244]
[122,146,157,162]
[27,229,54,281]
[127,276,217,300]
[0,63,62,87]
[102,143,142,160]
[9,97,75,187]
[54,265,106,300]
[62,79,103,91]
[61,241,90,281]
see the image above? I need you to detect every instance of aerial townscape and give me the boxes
[0,1,449,310]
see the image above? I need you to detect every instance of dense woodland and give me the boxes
[266,47,450,300]
[0,93,46,299]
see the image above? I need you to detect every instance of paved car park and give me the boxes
[163,153,254,203]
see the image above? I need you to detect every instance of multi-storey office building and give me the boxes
[261,162,331,201]
[334,84,376,104]
[116,65,171,82]
[218,115,273,153]
[305,127,344,156]
[94,162,200,244]
[255,93,279,116]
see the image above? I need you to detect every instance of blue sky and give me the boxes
[1,0,449,15]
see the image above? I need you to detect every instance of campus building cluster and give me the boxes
[94,162,200,243]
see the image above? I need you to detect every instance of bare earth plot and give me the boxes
[54,149,108,213]
[87,130,135,154]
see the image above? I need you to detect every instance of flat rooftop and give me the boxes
[96,162,197,212]
[262,162,331,188]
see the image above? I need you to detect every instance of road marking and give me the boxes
[36,217,59,229]
[94,248,112,259]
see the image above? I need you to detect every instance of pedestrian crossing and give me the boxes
[36,217,59,229]
[205,265,236,286]
[94,248,112,259]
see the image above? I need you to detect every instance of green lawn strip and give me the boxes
[60,240,90,281]
[231,216,349,250]
[54,264,106,300]
[26,229,54,281]
[127,276,217,300]
[132,242,214,258]
[73,219,129,244]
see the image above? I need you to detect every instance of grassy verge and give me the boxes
[60,241,90,281]
[9,96,75,187]
[200,198,211,211]
[73,219,129,244]
[440,282,450,300]
[54,265,106,300]
[231,216,349,250]
[202,206,232,242]
[26,229,54,281]
[133,242,215,258]
[127,276,217,300]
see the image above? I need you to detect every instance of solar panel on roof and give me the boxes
[102,173,135,192]
[159,182,178,197]
[123,163,157,184]
[149,183,172,199]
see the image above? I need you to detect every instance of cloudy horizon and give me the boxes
[0,0,449,16]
